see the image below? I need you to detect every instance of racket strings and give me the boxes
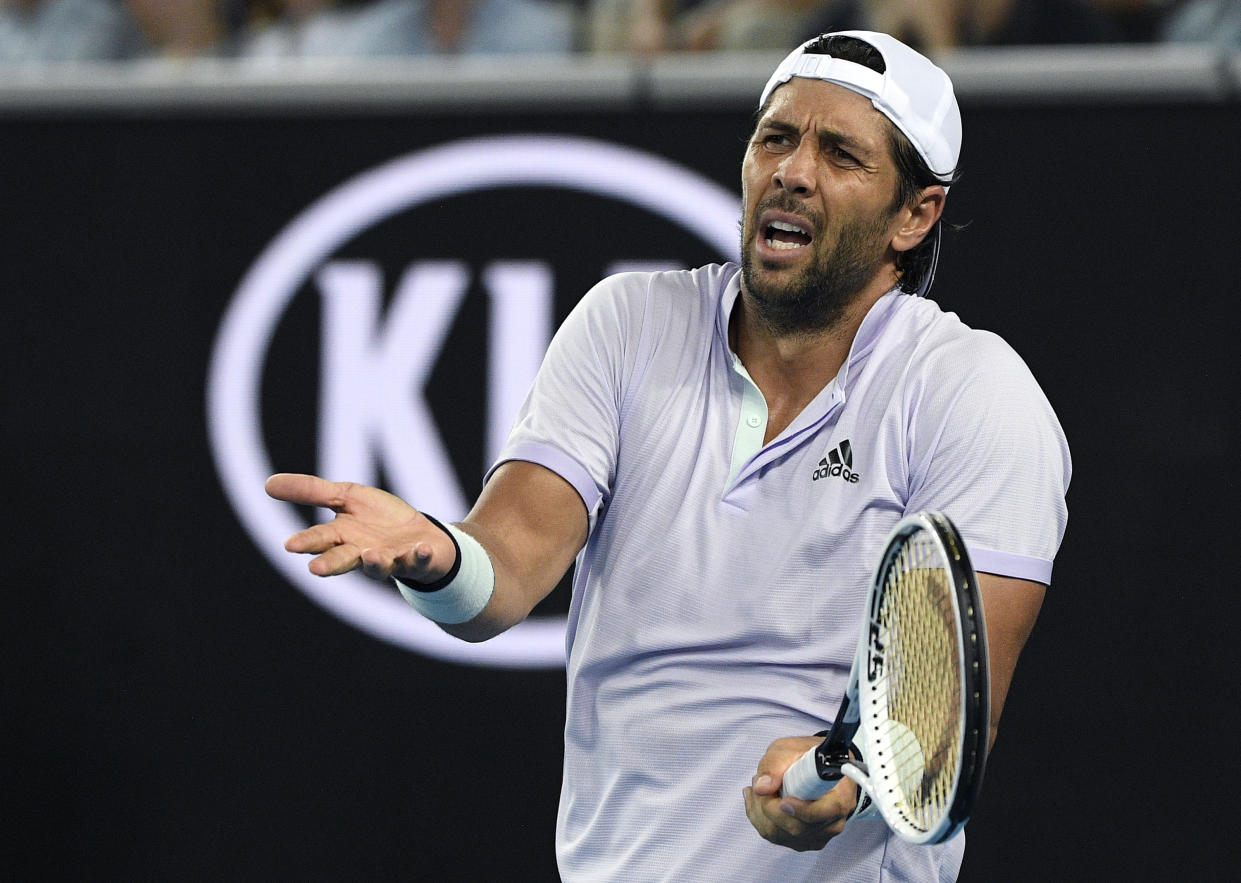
[872,534,962,832]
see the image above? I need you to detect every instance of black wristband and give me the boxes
[406,513,461,593]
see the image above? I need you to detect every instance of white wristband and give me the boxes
[395,520,495,624]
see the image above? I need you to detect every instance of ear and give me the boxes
[892,185,946,253]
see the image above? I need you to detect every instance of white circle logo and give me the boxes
[207,135,740,668]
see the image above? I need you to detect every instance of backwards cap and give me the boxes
[759,31,961,182]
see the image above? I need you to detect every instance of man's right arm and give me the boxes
[265,460,588,642]
[436,459,588,642]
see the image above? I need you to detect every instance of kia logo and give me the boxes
[208,135,739,667]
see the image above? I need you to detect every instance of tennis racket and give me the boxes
[781,510,990,845]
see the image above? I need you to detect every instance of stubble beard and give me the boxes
[740,199,893,338]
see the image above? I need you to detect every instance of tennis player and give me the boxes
[267,30,1069,881]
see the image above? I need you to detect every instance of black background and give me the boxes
[3,96,1237,880]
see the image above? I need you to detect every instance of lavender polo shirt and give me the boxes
[490,263,1070,882]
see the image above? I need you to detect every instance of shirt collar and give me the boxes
[716,267,744,346]
[717,270,905,395]
[837,287,904,392]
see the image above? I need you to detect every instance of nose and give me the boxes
[773,141,817,196]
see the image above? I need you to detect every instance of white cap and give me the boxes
[759,31,962,181]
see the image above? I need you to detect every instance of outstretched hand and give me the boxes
[743,736,859,852]
[264,473,456,585]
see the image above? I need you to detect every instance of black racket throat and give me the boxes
[811,701,860,782]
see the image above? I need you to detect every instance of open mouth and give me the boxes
[764,219,812,251]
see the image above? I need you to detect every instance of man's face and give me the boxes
[740,77,905,335]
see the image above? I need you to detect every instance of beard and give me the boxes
[741,196,893,337]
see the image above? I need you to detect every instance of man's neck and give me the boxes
[730,282,887,442]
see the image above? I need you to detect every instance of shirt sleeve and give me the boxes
[903,330,1071,585]
[485,272,650,530]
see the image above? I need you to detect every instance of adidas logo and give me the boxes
[812,439,861,483]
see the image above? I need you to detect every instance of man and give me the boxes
[266,31,1069,881]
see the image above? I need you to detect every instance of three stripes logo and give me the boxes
[812,439,861,483]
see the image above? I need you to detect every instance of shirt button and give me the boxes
[746,415,762,428]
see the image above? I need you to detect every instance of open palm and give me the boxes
[264,473,454,582]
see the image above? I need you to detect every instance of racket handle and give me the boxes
[780,745,842,800]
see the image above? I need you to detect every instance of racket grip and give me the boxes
[780,745,841,800]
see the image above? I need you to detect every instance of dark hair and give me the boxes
[802,34,962,294]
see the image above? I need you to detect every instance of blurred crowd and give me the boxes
[0,0,1236,66]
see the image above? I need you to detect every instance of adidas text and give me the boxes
[812,460,861,483]
[813,439,861,483]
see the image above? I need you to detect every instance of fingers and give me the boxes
[287,525,430,582]
[268,473,454,583]
[751,772,778,797]
[308,542,365,577]
[284,514,451,583]
[744,736,858,852]
[265,473,346,509]
[359,541,438,582]
[292,539,431,581]
[284,520,348,555]
[743,777,854,852]
[293,537,432,581]
[267,474,422,529]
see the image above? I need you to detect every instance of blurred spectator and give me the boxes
[587,0,699,53]
[0,0,144,63]
[585,0,1132,55]
[126,0,225,57]
[394,0,576,54]
[585,0,679,53]
[1087,0,1175,41]
[232,0,416,60]
[679,0,865,50]
[861,0,1120,52]
[1158,0,1241,46]
[586,0,866,54]
[233,0,576,61]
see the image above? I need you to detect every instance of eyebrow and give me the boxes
[758,117,879,160]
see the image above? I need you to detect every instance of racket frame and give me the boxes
[784,510,990,845]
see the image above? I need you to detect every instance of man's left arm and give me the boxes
[977,572,1045,748]
[748,336,1067,850]
[744,571,1045,849]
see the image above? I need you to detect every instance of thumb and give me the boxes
[752,772,781,797]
